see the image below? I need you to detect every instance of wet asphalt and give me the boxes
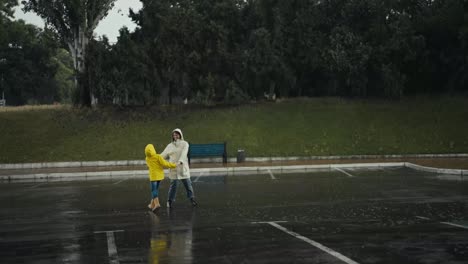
[0,167,467,264]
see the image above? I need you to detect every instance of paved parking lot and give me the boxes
[0,167,467,263]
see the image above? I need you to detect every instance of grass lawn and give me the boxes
[1,97,467,163]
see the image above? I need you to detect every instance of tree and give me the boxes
[54,48,75,103]
[40,0,468,105]
[0,0,16,18]
[0,0,16,103]
[0,19,62,105]
[22,0,117,106]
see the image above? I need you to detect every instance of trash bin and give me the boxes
[237,149,245,163]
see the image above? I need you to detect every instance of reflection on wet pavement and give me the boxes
[148,209,195,264]
[0,167,467,263]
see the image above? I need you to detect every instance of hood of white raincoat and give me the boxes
[172,128,185,141]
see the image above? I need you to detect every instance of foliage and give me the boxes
[22,0,117,106]
[6,0,468,105]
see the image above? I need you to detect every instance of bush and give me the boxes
[381,64,405,99]
[224,80,250,105]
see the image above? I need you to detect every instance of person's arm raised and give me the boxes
[158,155,176,169]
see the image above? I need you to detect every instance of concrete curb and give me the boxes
[0,160,146,170]
[1,161,467,182]
[1,153,467,170]
[241,153,468,163]
[405,162,468,176]
[0,162,406,181]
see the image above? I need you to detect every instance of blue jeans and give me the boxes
[167,178,194,202]
[150,181,161,199]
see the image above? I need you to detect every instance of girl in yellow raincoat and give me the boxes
[145,144,177,211]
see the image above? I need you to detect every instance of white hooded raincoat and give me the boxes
[160,128,191,180]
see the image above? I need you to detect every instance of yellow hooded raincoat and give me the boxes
[145,144,177,181]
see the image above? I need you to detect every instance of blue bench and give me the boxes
[188,142,227,164]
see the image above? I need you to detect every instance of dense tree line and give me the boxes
[0,0,74,105]
[84,0,468,106]
[3,0,468,106]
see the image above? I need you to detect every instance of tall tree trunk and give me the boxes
[22,0,117,106]
[68,26,97,106]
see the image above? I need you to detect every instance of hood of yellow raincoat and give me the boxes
[145,144,157,158]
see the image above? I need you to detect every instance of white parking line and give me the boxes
[95,230,124,264]
[334,167,354,178]
[265,222,360,264]
[193,172,204,182]
[113,178,129,185]
[440,221,468,230]
[251,221,287,224]
[416,216,430,220]
[416,216,468,230]
[29,183,46,188]
[267,169,277,180]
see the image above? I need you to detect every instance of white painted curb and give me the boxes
[0,160,145,170]
[1,153,466,170]
[242,153,468,163]
[0,162,405,181]
[405,162,468,176]
[1,161,466,182]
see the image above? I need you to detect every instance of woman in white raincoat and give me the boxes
[160,128,197,208]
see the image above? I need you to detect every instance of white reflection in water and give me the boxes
[436,174,466,181]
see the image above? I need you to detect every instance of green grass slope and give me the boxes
[1,97,467,163]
